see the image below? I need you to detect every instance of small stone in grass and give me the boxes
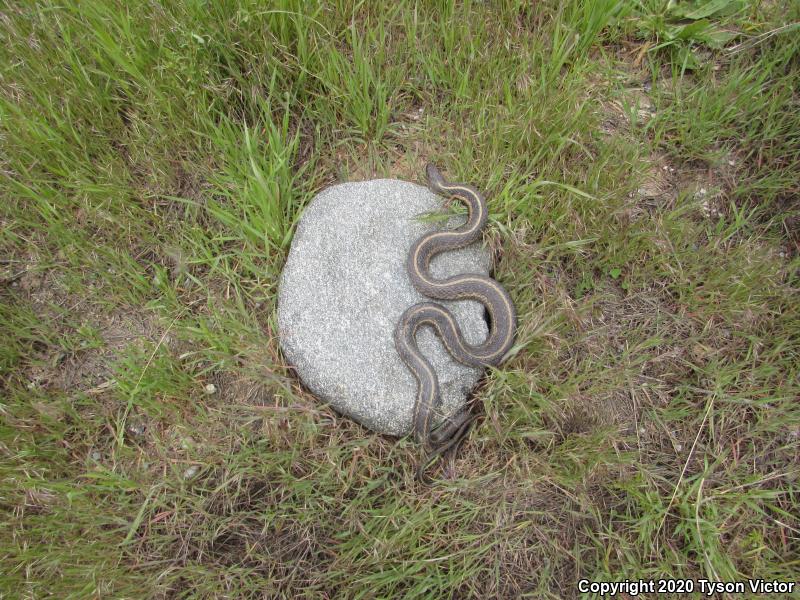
[204,383,217,395]
[277,178,490,436]
[183,465,199,479]
[127,421,146,437]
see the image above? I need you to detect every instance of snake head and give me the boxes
[425,163,445,191]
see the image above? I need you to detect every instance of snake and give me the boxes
[394,164,517,483]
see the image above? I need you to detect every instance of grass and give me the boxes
[1,0,798,597]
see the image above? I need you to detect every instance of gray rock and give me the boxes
[277,178,490,436]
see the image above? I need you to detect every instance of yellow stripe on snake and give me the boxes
[394,164,517,483]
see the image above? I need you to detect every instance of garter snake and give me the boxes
[394,164,517,483]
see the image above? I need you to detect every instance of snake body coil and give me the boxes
[394,164,517,481]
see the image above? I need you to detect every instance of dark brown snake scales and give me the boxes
[394,164,517,483]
